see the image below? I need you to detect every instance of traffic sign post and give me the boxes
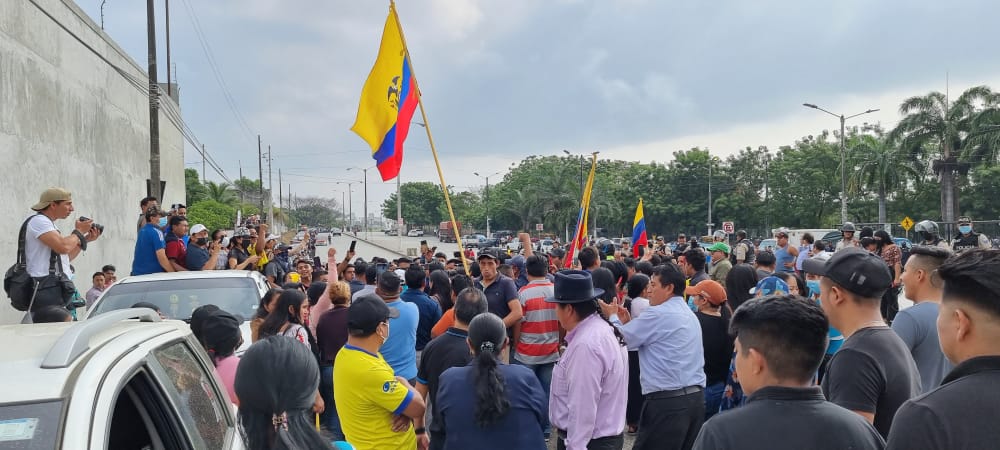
[900,216,914,240]
[722,221,735,234]
[900,216,914,231]
[536,223,543,231]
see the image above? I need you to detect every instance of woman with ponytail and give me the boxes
[235,336,334,450]
[436,313,547,449]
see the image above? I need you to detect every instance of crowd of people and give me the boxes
[13,188,1000,449]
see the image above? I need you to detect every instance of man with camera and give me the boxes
[12,188,102,315]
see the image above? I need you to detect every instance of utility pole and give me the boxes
[146,0,161,201]
[839,115,847,225]
[165,0,172,98]
[363,168,368,238]
[201,144,206,183]
[267,145,274,226]
[238,162,244,205]
[278,169,283,231]
[257,135,264,216]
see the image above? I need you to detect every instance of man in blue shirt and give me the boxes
[600,263,706,450]
[131,206,172,276]
[376,270,420,382]
[401,266,442,353]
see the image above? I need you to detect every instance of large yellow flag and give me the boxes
[351,4,418,181]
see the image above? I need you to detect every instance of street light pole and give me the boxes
[348,166,376,238]
[802,103,879,225]
[474,171,501,237]
[708,157,713,237]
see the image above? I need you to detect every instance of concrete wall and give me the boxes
[0,0,184,323]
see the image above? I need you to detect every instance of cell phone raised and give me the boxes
[349,240,357,252]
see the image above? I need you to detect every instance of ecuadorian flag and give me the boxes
[351,4,418,181]
[631,199,647,257]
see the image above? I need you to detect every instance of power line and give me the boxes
[178,0,256,143]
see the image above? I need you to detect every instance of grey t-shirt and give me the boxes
[891,302,954,393]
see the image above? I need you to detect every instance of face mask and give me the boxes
[195,237,209,246]
[959,225,972,234]
[687,296,697,312]
[807,280,821,298]
[158,217,168,227]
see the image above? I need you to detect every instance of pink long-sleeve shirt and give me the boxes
[549,313,628,450]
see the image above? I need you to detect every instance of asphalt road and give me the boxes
[317,232,464,261]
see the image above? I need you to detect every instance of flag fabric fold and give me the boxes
[564,155,598,268]
[631,198,647,257]
[351,4,418,182]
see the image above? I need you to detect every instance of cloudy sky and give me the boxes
[78,0,1000,218]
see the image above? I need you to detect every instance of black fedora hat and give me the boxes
[545,270,605,304]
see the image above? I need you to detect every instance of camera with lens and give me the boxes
[79,217,104,234]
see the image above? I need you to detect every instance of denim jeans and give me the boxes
[512,359,555,435]
[703,382,725,421]
[319,365,344,441]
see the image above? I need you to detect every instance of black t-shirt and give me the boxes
[416,328,474,434]
[315,307,349,365]
[886,356,1000,450]
[694,386,885,450]
[695,311,734,385]
[228,246,249,270]
[821,326,921,438]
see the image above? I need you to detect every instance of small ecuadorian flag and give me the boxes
[631,199,648,257]
[351,4,419,182]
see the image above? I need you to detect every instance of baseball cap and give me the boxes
[31,187,72,211]
[190,224,207,235]
[509,255,526,270]
[685,280,728,306]
[477,249,501,261]
[957,216,972,225]
[707,242,730,255]
[548,248,567,259]
[775,228,790,238]
[750,276,790,296]
[199,310,243,354]
[801,247,891,298]
[265,234,281,242]
[348,295,399,334]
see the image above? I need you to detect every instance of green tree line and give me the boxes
[384,86,1000,239]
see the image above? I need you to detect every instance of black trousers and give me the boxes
[633,389,705,450]
[556,433,624,450]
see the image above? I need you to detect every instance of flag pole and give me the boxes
[389,1,470,274]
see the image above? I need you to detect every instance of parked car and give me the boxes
[87,271,270,355]
[0,309,244,448]
[538,238,554,253]
[330,227,342,236]
[385,228,399,236]
[316,236,328,246]
[758,238,778,253]
[407,229,424,237]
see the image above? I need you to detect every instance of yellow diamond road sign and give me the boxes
[901,216,914,231]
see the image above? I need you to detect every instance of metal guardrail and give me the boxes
[40,308,161,369]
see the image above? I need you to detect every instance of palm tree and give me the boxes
[205,181,237,206]
[848,134,921,225]
[889,85,1000,224]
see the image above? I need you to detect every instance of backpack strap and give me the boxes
[15,215,35,269]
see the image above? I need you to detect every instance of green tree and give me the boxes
[768,134,842,227]
[184,169,208,206]
[187,200,236,231]
[205,181,237,206]
[848,134,921,225]
[889,85,1000,223]
[381,182,445,227]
